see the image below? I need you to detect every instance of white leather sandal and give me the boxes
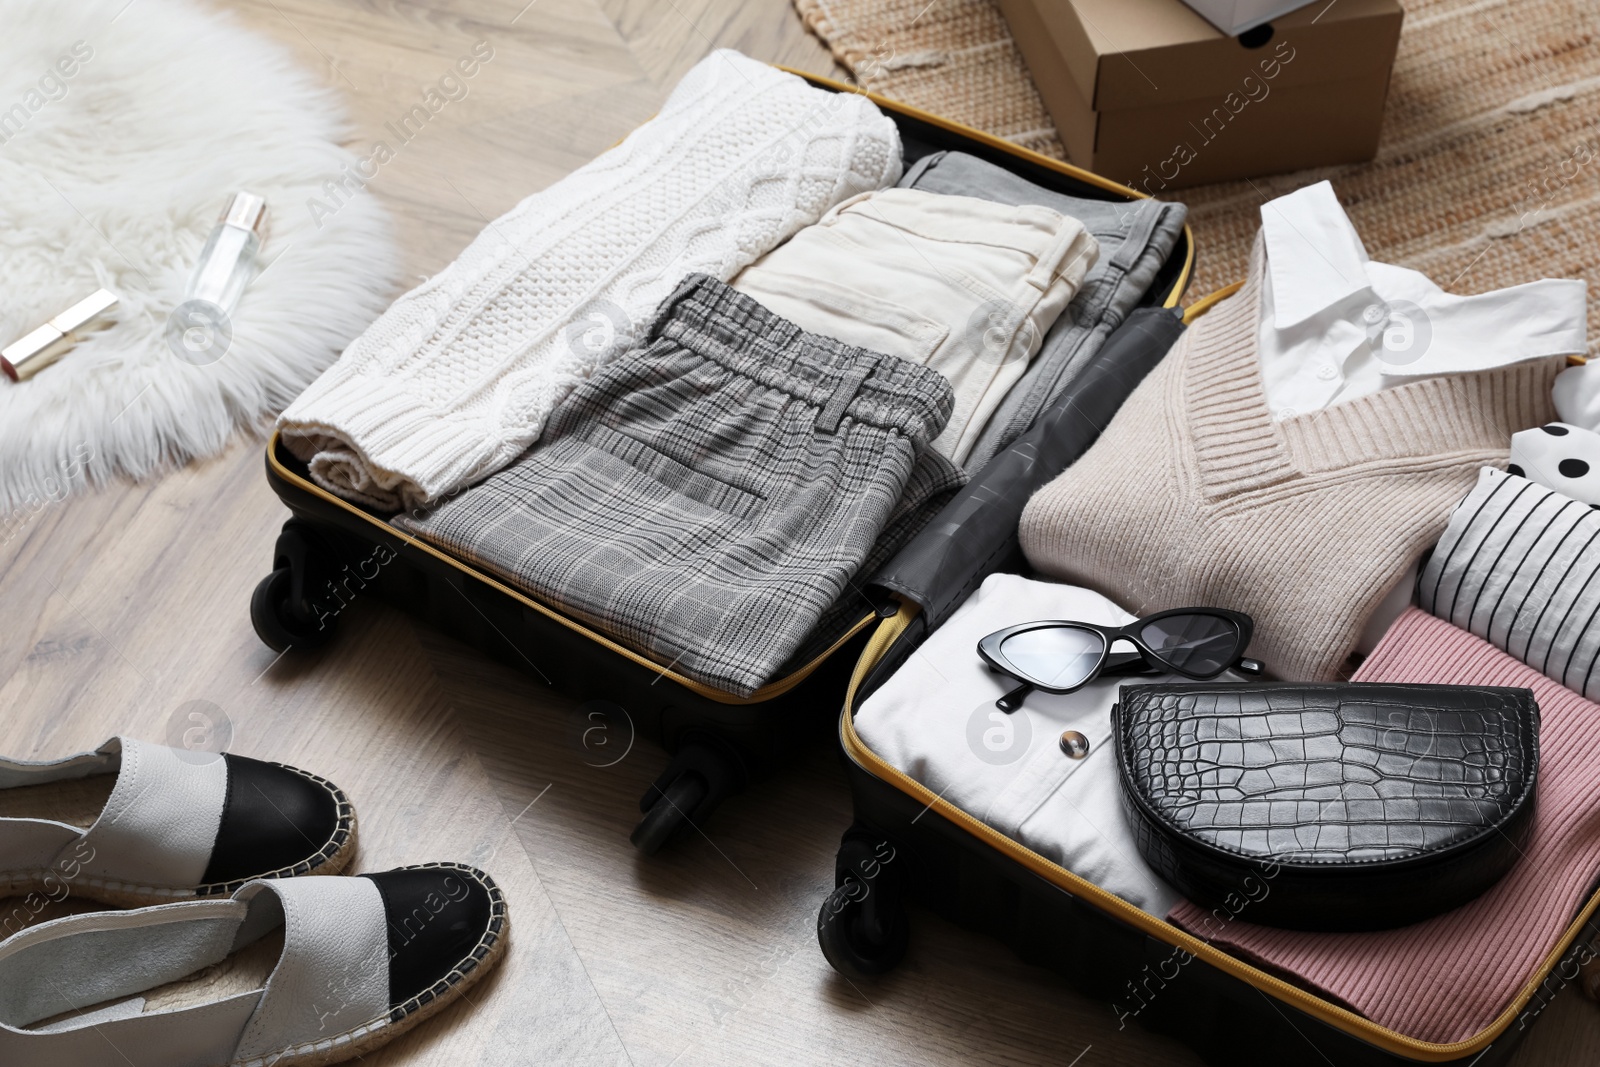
[0,737,356,908]
[0,863,508,1066]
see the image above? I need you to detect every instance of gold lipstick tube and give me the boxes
[1,289,119,382]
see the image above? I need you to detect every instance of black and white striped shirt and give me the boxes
[1419,467,1600,701]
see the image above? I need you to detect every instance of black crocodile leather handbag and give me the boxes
[1114,682,1540,931]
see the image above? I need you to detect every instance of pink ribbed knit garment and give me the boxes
[1167,608,1600,1044]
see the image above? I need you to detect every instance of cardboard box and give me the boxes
[995,0,1404,190]
[1179,0,1320,35]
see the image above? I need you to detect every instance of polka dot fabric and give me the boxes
[1509,421,1600,506]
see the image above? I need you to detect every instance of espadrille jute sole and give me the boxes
[229,864,510,1067]
[0,764,358,911]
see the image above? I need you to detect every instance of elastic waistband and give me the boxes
[647,274,955,440]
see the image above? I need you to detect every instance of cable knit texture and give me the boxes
[277,51,903,510]
[1170,608,1600,1044]
[1017,236,1561,683]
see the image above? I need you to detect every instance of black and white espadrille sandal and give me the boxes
[0,737,356,907]
[0,863,508,1066]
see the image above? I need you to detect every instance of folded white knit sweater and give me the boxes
[278,51,903,510]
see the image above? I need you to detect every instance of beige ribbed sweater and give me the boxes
[1018,239,1561,682]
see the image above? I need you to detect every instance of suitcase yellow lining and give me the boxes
[266,73,1194,706]
[840,598,1600,1062]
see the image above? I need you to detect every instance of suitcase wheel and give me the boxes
[631,740,743,855]
[249,521,338,653]
[630,771,708,855]
[817,831,908,977]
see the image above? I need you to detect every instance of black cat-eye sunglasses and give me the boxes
[977,607,1264,712]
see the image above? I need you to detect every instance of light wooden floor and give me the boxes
[5,0,1600,1064]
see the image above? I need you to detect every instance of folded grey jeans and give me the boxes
[900,151,1187,471]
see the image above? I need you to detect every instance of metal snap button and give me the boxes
[1059,730,1090,759]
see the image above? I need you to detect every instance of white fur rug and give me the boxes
[0,0,396,518]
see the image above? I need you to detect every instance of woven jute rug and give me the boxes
[793,0,1600,349]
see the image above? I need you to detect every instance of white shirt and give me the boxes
[853,573,1184,917]
[1256,181,1588,420]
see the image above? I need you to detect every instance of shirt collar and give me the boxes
[1259,180,1375,330]
[1258,180,1588,384]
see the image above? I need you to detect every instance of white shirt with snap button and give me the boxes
[853,572,1188,917]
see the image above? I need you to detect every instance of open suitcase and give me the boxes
[249,69,1195,853]
[818,366,1600,1065]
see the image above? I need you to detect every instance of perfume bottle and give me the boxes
[185,192,267,313]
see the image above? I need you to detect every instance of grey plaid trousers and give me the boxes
[395,274,959,697]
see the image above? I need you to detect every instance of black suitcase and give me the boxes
[817,339,1600,1065]
[249,69,1195,853]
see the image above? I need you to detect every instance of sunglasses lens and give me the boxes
[999,626,1106,690]
[1139,613,1242,676]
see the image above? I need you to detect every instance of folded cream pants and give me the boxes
[732,187,1098,465]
